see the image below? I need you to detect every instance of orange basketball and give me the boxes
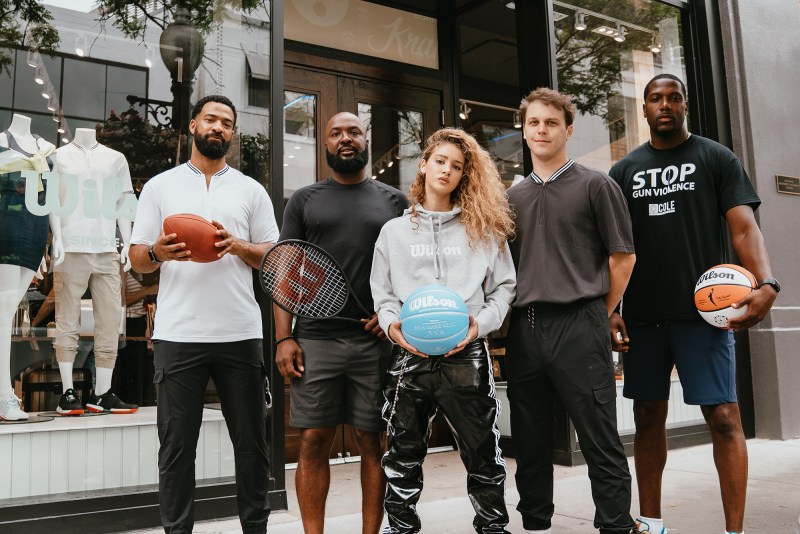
[163,213,223,263]
[694,264,756,328]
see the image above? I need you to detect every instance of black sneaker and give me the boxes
[57,388,84,416]
[85,390,139,414]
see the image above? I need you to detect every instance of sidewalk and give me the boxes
[122,438,800,533]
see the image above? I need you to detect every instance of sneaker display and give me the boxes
[57,388,84,416]
[0,393,29,421]
[85,390,138,414]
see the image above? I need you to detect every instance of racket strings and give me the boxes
[262,244,350,318]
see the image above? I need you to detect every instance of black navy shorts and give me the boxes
[622,317,736,406]
[291,333,391,432]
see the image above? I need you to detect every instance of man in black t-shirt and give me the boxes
[608,74,778,534]
[274,112,407,534]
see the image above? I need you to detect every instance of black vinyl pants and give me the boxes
[153,339,271,534]
[505,299,635,534]
[382,340,509,534]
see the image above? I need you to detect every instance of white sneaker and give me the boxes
[0,393,29,421]
[636,519,668,534]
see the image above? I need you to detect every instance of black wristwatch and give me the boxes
[148,244,162,263]
[759,277,781,293]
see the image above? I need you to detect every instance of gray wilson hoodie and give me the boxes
[370,205,516,340]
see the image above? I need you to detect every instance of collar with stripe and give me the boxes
[528,159,575,184]
[71,141,100,151]
[186,161,230,176]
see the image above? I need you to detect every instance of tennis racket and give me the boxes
[259,239,372,324]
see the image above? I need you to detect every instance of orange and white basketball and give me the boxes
[694,264,757,328]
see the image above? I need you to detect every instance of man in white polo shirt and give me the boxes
[130,95,278,534]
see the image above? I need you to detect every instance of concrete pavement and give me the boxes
[122,438,800,533]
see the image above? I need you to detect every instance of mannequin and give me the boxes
[0,113,64,421]
[52,127,138,415]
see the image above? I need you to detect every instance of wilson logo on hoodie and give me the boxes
[409,244,463,257]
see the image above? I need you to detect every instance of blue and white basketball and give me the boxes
[400,285,470,355]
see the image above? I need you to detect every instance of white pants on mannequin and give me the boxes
[0,265,34,420]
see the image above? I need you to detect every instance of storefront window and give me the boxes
[1,0,274,506]
[456,2,523,188]
[283,91,316,199]
[553,0,687,172]
[359,102,423,193]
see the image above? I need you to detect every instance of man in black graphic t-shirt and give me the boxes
[273,112,407,534]
[608,74,778,534]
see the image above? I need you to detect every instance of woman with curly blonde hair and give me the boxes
[370,128,516,534]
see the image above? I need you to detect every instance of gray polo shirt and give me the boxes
[507,160,634,307]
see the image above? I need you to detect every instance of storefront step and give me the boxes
[0,406,234,500]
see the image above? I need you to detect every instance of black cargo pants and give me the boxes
[505,299,635,534]
[153,339,271,534]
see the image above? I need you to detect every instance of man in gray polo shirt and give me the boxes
[505,88,637,534]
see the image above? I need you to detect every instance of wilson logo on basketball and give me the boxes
[407,295,461,311]
[695,269,736,287]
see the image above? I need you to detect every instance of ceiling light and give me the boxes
[34,74,44,85]
[75,34,88,57]
[387,160,394,168]
[649,34,661,54]
[513,110,522,129]
[145,48,154,68]
[614,24,627,42]
[57,126,65,133]
[459,101,471,121]
[47,102,56,112]
[294,145,301,150]
[378,166,385,174]
[42,91,50,99]
[26,49,37,68]
[62,137,69,144]
[593,26,615,36]
[505,2,515,9]
[574,11,587,31]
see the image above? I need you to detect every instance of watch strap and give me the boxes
[759,277,780,292]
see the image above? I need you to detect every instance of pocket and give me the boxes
[153,368,164,385]
[593,382,616,405]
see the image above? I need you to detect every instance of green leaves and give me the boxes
[0,0,60,74]
[95,0,268,39]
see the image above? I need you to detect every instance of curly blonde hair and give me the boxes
[409,128,514,246]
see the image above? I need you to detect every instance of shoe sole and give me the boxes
[110,407,138,414]
[57,408,84,416]
[0,414,30,421]
[85,404,138,414]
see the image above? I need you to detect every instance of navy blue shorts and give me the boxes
[621,318,736,406]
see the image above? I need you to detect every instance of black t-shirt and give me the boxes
[279,177,408,339]
[608,135,760,325]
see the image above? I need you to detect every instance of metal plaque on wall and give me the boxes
[776,174,800,195]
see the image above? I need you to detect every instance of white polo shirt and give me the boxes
[55,141,133,253]
[130,162,279,342]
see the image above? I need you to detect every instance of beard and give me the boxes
[194,131,231,160]
[325,142,370,174]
